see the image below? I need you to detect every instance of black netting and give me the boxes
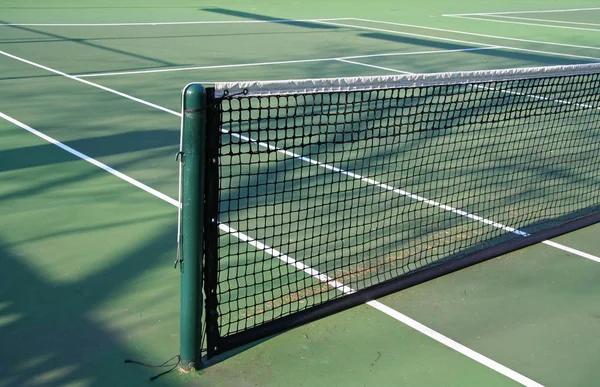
[203,73,600,356]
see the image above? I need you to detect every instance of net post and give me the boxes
[179,83,207,371]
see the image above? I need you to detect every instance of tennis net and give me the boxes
[179,63,600,362]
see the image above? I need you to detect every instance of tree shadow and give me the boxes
[0,216,180,386]
[3,4,599,373]
[0,129,178,173]
[201,7,340,30]
[201,8,595,67]
[360,32,593,66]
[0,29,352,47]
[0,63,180,81]
[0,6,203,9]
[0,20,177,67]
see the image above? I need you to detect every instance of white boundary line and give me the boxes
[445,7,600,16]
[225,130,531,236]
[3,9,598,26]
[0,111,178,207]
[366,301,543,387]
[72,19,600,79]
[331,58,600,266]
[5,49,600,384]
[3,48,597,265]
[336,58,414,74]
[222,221,544,387]
[74,47,498,78]
[345,18,600,52]
[543,241,600,263]
[446,15,600,33]
[9,18,600,81]
[0,18,351,27]
[0,109,544,387]
[0,50,179,117]
[480,15,600,28]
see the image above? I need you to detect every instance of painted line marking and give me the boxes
[221,222,544,387]
[476,14,600,28]
[74,47,497,78]
[336,58,413,74]
[0,109,543,386]
[0,50,179,117]
[367,300,544,387]
[0,111,178,207]
[445,7,600,16]
[318,58,600,266]
[3,49,597,266]
[6,48,599,383]
[542,241,600,263]
[345,18,600,52]
[0,18,352,27]
[445,15,600,32]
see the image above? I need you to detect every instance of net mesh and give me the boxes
[203,65,600,355]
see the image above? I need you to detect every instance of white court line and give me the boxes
[446,15,600,32]
[72,16,600,79]
[336,58,413,74]
[3,48,598,266]
[5,49,599,384]
[445,7,600,16]
[346,18,600,52]
[0,50,179,117]
[222,221,543,387]
[0,18,351,27]
[481,15,600,28]
[330,61,600,263]
[0,111,179,207]
[76,58,327,78]
[480,84,600,111]
[0,109,543,387]
[225,131,531,237]
[542,241,600,263]
[74,47,497,78]
[366,301,543,387]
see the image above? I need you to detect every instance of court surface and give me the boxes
[1,1,599,386]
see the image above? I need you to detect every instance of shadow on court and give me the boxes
[0,225,178,387]
[361,32,592,66]
[202,8,595,67]
[0,129,178,173]
[0,20,177,67]
[201,7,339,30]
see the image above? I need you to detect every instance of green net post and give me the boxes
[179,84,207,371]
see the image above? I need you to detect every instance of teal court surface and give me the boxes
[1,1,600,386]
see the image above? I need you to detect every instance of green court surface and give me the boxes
[1,1,599,386]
